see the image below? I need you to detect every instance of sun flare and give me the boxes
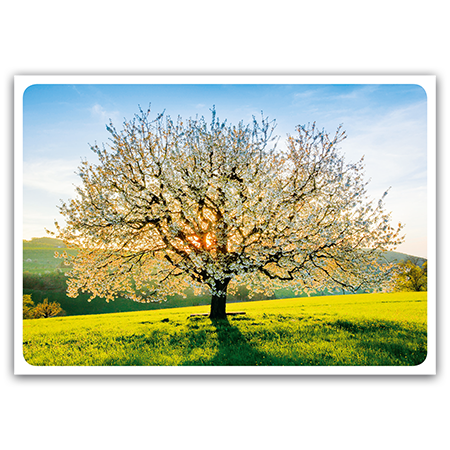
[187,233,215,250]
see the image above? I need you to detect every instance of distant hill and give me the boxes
[23,237,426,265]
[23,237,77,274]
[23,237,67,249]
[380,251,427,267]
[22,237,427,316]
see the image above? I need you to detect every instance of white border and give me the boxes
[14,75,436,375]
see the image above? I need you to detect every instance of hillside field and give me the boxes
[22,292,427,367]
[23,237,426,317]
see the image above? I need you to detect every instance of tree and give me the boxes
[393,257,427,292]
[52,108,403,319]
[33,299,64,318]
[23,294,35,319]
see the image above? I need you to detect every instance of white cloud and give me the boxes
[23,213,64,240]
[23,159,80,197]
[341,102,427,188]
[329,85,380,101]
[23,159,81,238]
[90,103,120,124]
[313,98,429,258]
[372,176,428,258]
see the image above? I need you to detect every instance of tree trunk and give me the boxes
[209,278,230,319]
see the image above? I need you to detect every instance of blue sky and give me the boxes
[22,82,428,257]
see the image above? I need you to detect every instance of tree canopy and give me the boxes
[393,257,427,292]
[52,107,403,318]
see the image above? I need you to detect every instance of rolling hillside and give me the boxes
[22,292,428,367]
[381,250,427,267]
[23,237,426,268]
[23,237,77,274]
[22,237,427,316]
[23,237,67,249]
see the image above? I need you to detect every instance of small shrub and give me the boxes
[23,294,35,319]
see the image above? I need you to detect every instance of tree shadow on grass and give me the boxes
[183,316,298,366]
[182,315,428,367]
[326,318,428,366]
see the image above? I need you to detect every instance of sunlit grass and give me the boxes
[23,292,427,366]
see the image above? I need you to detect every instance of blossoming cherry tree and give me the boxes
[53,108,403,319]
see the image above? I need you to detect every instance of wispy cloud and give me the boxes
[338,99,428,257]
[23,159,80,197]
[342,101,427,187]
[90,103,120,124]
[330,85,380,101]
[293,88,324,100]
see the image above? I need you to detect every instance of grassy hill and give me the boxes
[23,237,426,269]
[22,292,427,367]
[22,236,254,314]
[23,237,77,274]
[23,237,67,249]
[22,237,427,316]
[381,251,427,267]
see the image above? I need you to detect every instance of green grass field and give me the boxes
[23,292,427,367]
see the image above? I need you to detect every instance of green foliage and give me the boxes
[23,294,35,319]
[23,271,68,291]
[23,292,427,366]
[32,298,64,318]
[394,258,427,292]
[23,295,65,319]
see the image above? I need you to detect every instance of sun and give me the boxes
[187,233,215,250]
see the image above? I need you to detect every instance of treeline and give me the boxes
[22,256,427,318]
[22,270,275,301]
[22,270,278,317]
[23,271,68,291]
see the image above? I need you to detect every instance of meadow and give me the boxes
[22,292,427,366]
